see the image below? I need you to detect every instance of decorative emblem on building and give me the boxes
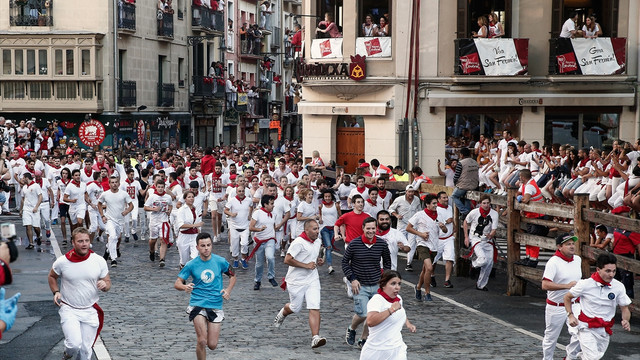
[349,55,366,81]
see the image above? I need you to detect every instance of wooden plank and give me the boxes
[514,201,574,218]
[466,190,507,206]
[521,217,573,231]
[514,232,557,251]
[514,264,544,285]
[581,245,640,274]
[507,187,526,296]
[419,183,452,195]
[582,209,640,234]
[573,194,591,277]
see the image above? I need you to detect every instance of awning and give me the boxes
[297,102,388,116]
[428,90,636,107]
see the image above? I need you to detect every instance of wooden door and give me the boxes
[336,127,364,174]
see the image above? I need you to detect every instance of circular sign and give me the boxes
[137,120,145,145]
[78,119,106,147]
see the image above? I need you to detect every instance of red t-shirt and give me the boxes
[201,155,216,176]
[334,211,370,243]
[612,231,640,255]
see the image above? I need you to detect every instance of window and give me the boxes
[30,82,51,99]
[2,50,11,75]
[66,49,74,75]
[27,50,36,75]
[358,0,391,37]
[544,109,620,149]
[39,50,47,75]
[457,0,511,38]
[178,57,185,87]
[315,0,343,38]
[3,82,25,99]
[81,50,91,75]
[56,82,77,99]
[55,50,63,75]
[80,82,94,99]
[15,50,23,75]
[551,0,618,38]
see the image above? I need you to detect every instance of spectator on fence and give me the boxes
[610,206,640,299]
[515,169,548,268]
[392,166,409,182]
[450,147,478,218]
[590,224,613,250]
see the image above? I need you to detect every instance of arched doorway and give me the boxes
[335,115,364,173]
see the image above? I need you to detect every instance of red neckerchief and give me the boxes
[378,189,387,199]
[300,231,315,243]
[269,166,275,172]
[376,227,390,237]
[51,164,61,169]
[479,207,491,218]
[27,181,35,187]
[212,172,222,179]
[155,191,166,197]
[377,288,400,303]
[35,178,42,187]
[322,200,333,206]
[591,271,611,287]
[177,178,185,188]
[87,181,98,187]
[71,180,81,187]
[424,208,437,220]
[169,180,179,188]
[61,178,70,186]
[284,195,293,201]
[125,178,134,184]
[235,195,245,202]
[362,235,377,245]
[366,198,377,206]
[579,158,590,168]
[356,186,366,194]
[84,167,92,177]
[189,175,198,180]
[191,207,197,220]
[437,203,448,209]
[261,207,272,218]
[554,249,574,262]
[290,171,299,178]
[65,249,93,262]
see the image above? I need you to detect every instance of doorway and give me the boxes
[335,115,364,174]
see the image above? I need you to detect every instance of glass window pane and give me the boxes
[66,49,74,75]
[39,50,47,75]
[583,113,619,148]
[545,114,579,149]
[15,50,23,75]
[2,50,11,75]
[55,49,63,75]
[27,50,35,75]
[81,50,90,75]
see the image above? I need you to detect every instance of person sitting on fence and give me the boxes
[450,147,478,218]
[515,169,548,268]
[463,194,499,291]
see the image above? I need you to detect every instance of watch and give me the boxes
[567,311,573,316]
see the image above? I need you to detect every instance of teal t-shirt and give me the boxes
[178,254,230,309]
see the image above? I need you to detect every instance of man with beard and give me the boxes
[224,185,252,269]
[434,191,455,288]
[389,185,422,272]
[375,210,410,271]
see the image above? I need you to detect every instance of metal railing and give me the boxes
[271,27,281,48]
[192,6,224,33]
[118,80,137,107]
[157,83,175,107]
[192,75,225,98]
[157,12,174,38]
[118,2,136,31]
[10,0,53,26]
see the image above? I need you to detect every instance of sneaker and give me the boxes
[45,240,51,246]
[357,338,366,349]
[273,309,286,329]
[430,276,437,288]
[232,260,239,268]
[63,350,73,359]
[155,250,160,259]
[241,259,249,269]
[405,264,413,272]
[254,281,261,290]
[269,278,278,287]
[116,248,121,258]
[425,293,433,301]
[415,286,422,301]
[343,277,353,298]
[132,233,139,241]
[476,285,489,291]
[328,266,334,274]
[345,327,356,346]
[46,230,51,238]
[111,260,117,268]
[104,250,110,261]
[35,237,42,246]
[159,259,165,268]
[125,237,130,243]
[62,239,68,246]
[311,335,327,349]
[280,250,286,257]
[52,219,58,225]
[444,280,453,288]
[527,259,539,268]
[149,252,155,262]
[212,236,219,243]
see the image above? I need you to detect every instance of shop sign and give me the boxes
[157,117,176,129]
[137,120,146,144]
[295,56,368,82]
[116,118,134,132]
[78,119,106,147]
[518,98,543,106]
[349,55,366,81]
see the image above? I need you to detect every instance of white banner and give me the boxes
[355,37,392,58]
[310,38,343,59]
[473,38,524,76]
[571,38,621,75]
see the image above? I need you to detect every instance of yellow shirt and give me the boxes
[393,173,409,181]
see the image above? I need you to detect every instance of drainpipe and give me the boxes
[113,0,119,112]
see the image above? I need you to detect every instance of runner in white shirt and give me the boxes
[120,169,142,243]
[295,190,319,239]
[434,192,455,288]
[463,194,499,291]
[389,185,422,271]
[565,253,632,360]
[375,178,392,210]
[57,168,72,245]
[249,195,278,290]
[20,172,42,250]
[541,233,582,360]
[79,159,95,184]
[175,191,204,268]
[265,183,290,257]
[224,185,253,270]
[46,158,63,221]
[186,166,205,192]
[63,169,87,232]
[348,176,369,206]
[206,162,225,242]
[143,180,173,268]
[272,219,327,349]
[335,174,356,211]
[98,176,134,267]
[363,187,384,218]
[86,173,106,243]
[376,211,410,271]
[286,163,302,185]
[35,170,55,241]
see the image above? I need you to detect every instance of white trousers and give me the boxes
[39,201,52,231]
[177,232,198,266]
[229,227,249,258]
[59,304,99,360]
[88,209,106,234]
[577,325,610,360]
[399,226,417,265]
[137,208,148,240]
[105,220,123,260]
[123,204,139,238]
[471,238,493,288]
[542,302,581,360]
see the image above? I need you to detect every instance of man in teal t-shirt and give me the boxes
[175,232,236,360]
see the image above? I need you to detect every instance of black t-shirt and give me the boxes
[138,178,148,208]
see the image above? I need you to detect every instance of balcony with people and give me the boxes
[10,0,53,26]
[311,12,343,60]
[192,75,225,98]
[355,12,391,59]
[258,0,273,34]
[192,1,224,34]
[240,24,266,59]
[157,5,174,39]
[118,0,136,33]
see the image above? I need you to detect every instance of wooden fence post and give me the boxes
[573,193,591,277]
[506,187,525,295]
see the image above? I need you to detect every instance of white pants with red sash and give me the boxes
[542,302,581,359]
[469,236,495,288]
[59,303,99,360]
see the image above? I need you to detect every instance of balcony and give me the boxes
[548,37,626,75]
[355,37,391,58]
[118,80,137,108]
[192,6,224,33]
[191,75,225,98]
[241,39,266,58]
[118,2,136,32]
[0,80,102,112]
[246,97,268,118]
[454,38,529,76]
[10,0,53,26]
[157,83,175,107]
[157,13,174,39]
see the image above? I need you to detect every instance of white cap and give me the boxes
[405,185,415,191]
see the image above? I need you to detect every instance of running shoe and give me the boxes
[311,335,327,349]
[425,293,433,301]
[345,327,356,346]
[414,286,422,301]
[149,252,155,262]
[254,281,261,290]
[62,239,67,246]
[280,250,286,257]
[104,250,110,260]
[232,260,239,268]
[343,277,353,298]
[35,237,42,246]
[46,230,51,238]
[116,248,121,258]
[124,237,130,243]
[430,276,437,288]
[213,236,219,243]
[273,309,286,329]
[328,266,334,274]
[132,233,139,241]
[405,264,413,272]
[269,278,278,287]
[159,259,165,268]
[444,280,453,288]
[241,259,249,269]
[476,285,489,291]
[357,338,366,349]
[111,260,117,268]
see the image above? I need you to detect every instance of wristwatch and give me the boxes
[567,311,573,317]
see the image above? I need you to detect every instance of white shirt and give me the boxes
[560,18,576,38]
[120,179,141,204]
[542,254,583,304]
[176,205,201,234]
[37,178,52,202]
[251,208,276,240]
[337,183,355,210]
[64,181,87,209]
[273,195,292,231]
[320,202,339,228]
[348,187,369,201]
[388,195,422,231]
[465,208,499,242]
[286,172,302,185]
[99,189,133,223]
[285,236,321,286]
[86,182,103,208]
[296,201,318,234]
[144,192,172,224]
[364,198,384,218]
[568,277,631,322]
[22,182,42,209]
[407,211,439,251]
[437,204,454,239]
[52,253,108,308]
[80,167,95,183]
[225,196,252,229]
[362,295,406,351]
[377,228,407,271]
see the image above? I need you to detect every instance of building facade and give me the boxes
[298,0,639,175]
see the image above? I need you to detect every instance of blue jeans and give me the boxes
[451,188,470,215]
[254,239,276,282]
[320,227,334,266]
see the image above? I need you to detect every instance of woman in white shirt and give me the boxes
[318,189,341,274]
[361,14,378,37]
[582,16,602,38]
[472,16,488,38]
[295,189,318,238]
[360,270,417,360]
[176,191,203,268]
